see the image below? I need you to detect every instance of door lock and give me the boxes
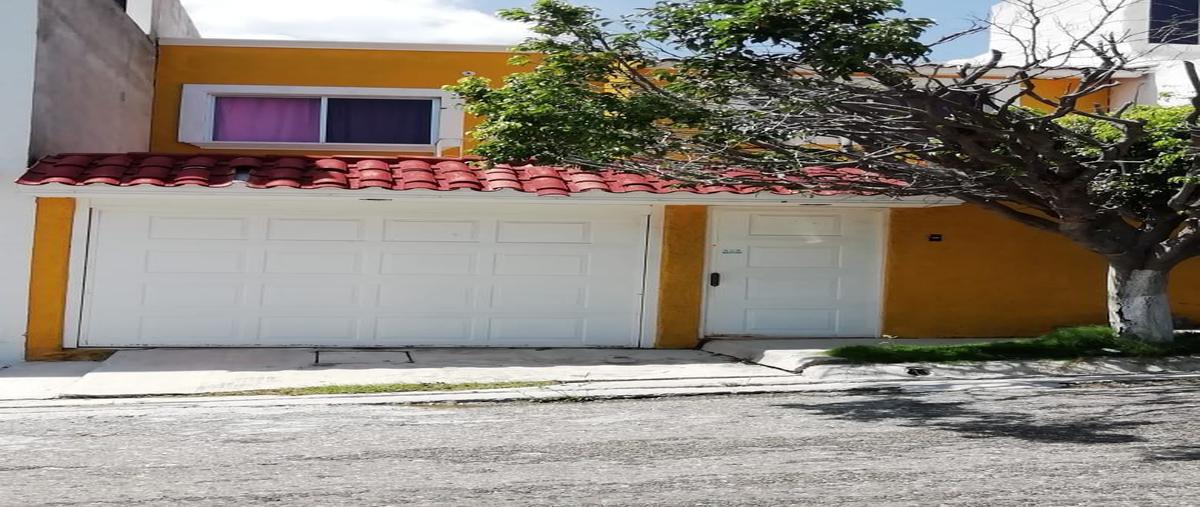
[709,272,721,287]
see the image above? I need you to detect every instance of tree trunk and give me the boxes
[1107,265,1174,343]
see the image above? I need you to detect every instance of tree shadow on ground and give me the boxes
[773,392,1155,445]
[1143,446,1200,461]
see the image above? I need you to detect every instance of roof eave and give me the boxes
[15,183,960,207]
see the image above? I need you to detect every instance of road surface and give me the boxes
[2,380,1199,505]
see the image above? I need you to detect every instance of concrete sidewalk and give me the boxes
[4,342,1200,403]
[0,361,102,400]
[0,348,790,400]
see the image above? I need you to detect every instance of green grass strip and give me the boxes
[207,380,558,397]
[828,326,1200,364]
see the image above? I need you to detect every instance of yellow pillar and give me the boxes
[25,197,75,360]
[655,205,708,348]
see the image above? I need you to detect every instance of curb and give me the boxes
[1,372,1197,411]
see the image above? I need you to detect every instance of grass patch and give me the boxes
[828,326,1200,364]
[208,380,558,397]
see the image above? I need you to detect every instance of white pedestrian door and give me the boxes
[704,208,884,338]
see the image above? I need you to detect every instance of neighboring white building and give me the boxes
[986,0,1200,105]
[0,0,196,365]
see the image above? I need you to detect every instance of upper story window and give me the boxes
[1150,0,1200,44]
[179,85,464,153]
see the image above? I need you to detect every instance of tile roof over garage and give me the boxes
[17,153,905,197]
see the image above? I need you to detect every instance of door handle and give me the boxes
[709,272,721,287]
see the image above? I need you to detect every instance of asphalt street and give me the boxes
[2,380,1199,506]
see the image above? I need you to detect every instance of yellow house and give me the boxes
[15,39,1200,359]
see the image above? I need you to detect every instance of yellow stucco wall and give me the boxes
[1020,78,1111,113]
[883,205,1200,337]
[655,206,708,348]
[150,45,528,155]
[31,46,1188,353]
[25,198,74,360]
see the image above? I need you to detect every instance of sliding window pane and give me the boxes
[1151,0,1200,44]
[213,97,321,142]
[325,98,434,144]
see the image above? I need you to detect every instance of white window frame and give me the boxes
[178,84,465,153]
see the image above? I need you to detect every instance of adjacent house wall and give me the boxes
[0,0,39,365]
[882,205,1200,337]
[987,0,1200,106]
[151,0,200,38]
[27,0,158,159]
[125,0,200,39]
[1019,78,1113,112]
[10,0,189,362]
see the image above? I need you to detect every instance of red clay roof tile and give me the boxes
[17,153,903,196]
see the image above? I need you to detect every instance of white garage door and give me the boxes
[79,202,650,348]
[704,208,883,338]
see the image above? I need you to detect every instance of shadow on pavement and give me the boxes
[1144,446,1200,461]
[772,391,1166,445]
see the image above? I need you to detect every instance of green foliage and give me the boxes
[827,326,1200,364]
[1056,106,1198,213]
[648,0,932,79]
[446,0,932,164]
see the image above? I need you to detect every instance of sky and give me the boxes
[179,0,994,61]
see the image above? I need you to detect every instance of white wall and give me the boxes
[0,0,39,366]
[987,0,1144,67]
[125,0,200,39]
[985,0,1200,106]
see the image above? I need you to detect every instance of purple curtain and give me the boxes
[213,97,321,142]
[325,98,433,144]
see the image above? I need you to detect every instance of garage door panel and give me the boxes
[383,220,481,242]
[496,221,592,243]
[257,317,360,342]
[745,308,838,333]
[266,218,366,241]
[375,316,475,343]
[748,214,842,236]
[746,246,841,268]
[380,252,478,275]
[490,284,587,309]
[260,284,360,307]
[494,253,589,276]
[149,216,249,240]
[378,283,476,309]
[745,276,840,301]
[488,317,584,342]
[146,250,247,274]
[143,282,245,307]
[141,315,241,342]
[263,250,363,274]
[81,205,648,347]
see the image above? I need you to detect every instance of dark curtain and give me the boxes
[325,98,434,144]
[1151,0,1200,44]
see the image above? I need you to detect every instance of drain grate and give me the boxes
[312,349,415,366]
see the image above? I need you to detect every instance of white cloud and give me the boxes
[179,0,534,44]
